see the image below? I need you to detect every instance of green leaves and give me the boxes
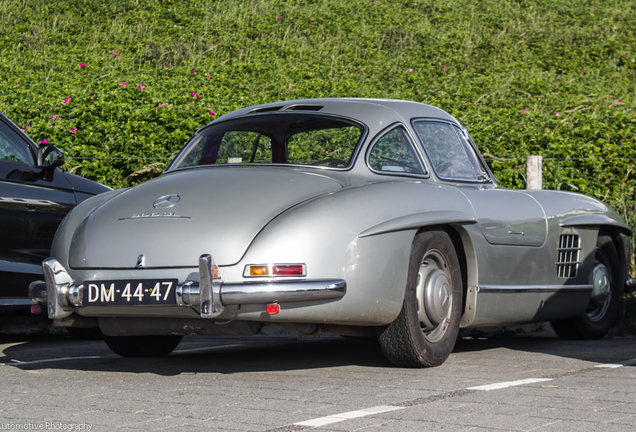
[0,0,633,223]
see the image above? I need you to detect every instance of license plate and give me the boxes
[83,279,178,306]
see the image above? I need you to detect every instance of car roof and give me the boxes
[214,98,460,127]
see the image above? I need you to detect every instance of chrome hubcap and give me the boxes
[416,250,452,343]
[587,261,611,322]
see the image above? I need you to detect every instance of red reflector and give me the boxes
[30,304,42,315]
[272,265,305,276]
[266,304,280,315]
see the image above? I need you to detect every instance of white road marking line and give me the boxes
[172,343,247,354]
[467,378,553,391]
[596,358,636,368]
[1,343,248,367]
[3,355,106,366]
[294,406,404,427]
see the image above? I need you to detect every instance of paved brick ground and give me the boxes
[1,323,635,431]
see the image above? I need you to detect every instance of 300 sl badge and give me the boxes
[118,212,191,220]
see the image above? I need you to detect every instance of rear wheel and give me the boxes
[104,335,183,357]
[377,228,462,367]
[551,233,622,340]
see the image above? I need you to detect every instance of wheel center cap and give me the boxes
[440,283,450,310]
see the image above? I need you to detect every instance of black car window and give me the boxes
[170,114,363,170]
[0,120,34,165]
[368,127,425,174]
[413,121,476,180]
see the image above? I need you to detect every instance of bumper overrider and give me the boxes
[32,254,347,320]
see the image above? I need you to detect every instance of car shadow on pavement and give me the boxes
[2,318,635,375]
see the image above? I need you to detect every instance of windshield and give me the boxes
[169,114,364,170]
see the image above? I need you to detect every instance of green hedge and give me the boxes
[1,0,634,245]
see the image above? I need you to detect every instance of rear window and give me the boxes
[170,114,364,170]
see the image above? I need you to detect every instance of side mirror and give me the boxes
[37,144,64,181]
[37,144,65,168]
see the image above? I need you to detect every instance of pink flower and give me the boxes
[523,109,529,114]
[572,108,577,112]
[138,84,146,90]
[207,74,211,79]
[189,102,194,105]
[466,101,470,104]
[61,97,72,106]
[158,103,166,108]
[442,66,446,70]
[190,70,195,74]
[582,71,587,76]
[617,99,622,104]
[556,112,560,117]
[209,110,216,115]
[113,52,119,58]
[39,140,49,144]
[557,77,562,81]
[69,129,77,134]
[79,63,86,68]
[190,92,201,99]
[48,125,53,128]
[119,82,126,86]
[407,68,413,72]
[51,115,57,120]
[276,16,282,20]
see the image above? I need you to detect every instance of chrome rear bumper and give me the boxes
[37,255,346,319]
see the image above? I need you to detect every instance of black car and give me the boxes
[0,111,110,313]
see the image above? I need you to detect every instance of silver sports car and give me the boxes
[32,98,634,367]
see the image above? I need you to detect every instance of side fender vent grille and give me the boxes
[556,234,581,278]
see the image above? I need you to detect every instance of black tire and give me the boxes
[551,233,623,340]
[377,228,463,367]
[104,335,183,357]
[66,327,104,340]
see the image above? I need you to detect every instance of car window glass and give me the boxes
[368,127,425,174]
[218,131,272,163]
[456,126,490,180]
[0,120,34,165]
[287,126,359,167]
[170,114,363,170]
[413,121,476,180]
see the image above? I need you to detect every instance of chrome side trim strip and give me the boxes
[479,284,592,294]
[221,279,346,305]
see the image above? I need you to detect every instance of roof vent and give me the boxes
[283,105,324,111]
[246,106,284,115]
[556,234,581,278]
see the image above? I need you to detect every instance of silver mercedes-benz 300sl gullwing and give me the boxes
[31,98,634,367]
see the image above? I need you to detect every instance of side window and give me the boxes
[413,121,476,180]
[368,127,425,174]
[0,120,35,165]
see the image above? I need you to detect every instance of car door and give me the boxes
[412,120,547,247]
[0,117,77,297]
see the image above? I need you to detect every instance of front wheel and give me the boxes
[550,233,623,340]
[104,335,183,357]
[377,228,463,367]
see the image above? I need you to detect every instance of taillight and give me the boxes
[243,264,306,277]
